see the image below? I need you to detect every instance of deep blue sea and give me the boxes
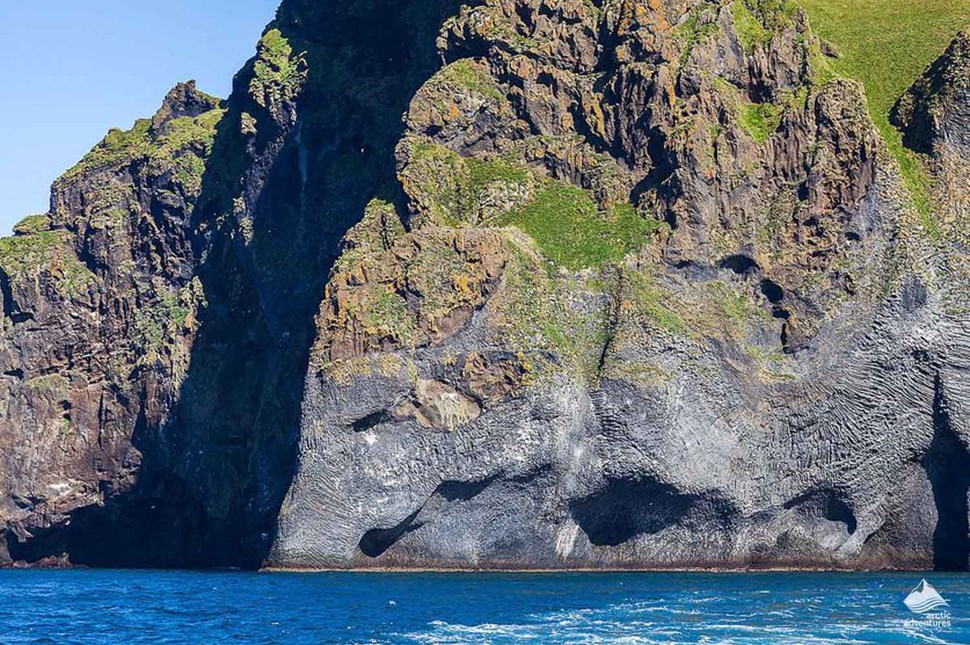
[1,570,967,644]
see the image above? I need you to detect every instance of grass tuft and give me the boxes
[739,102,783,144]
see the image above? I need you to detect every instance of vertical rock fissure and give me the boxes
[926,373,970,571]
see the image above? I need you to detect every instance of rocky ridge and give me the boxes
[1,1,970,571]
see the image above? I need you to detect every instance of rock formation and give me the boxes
[1,1,969,571]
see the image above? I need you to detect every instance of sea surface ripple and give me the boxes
[0,570,967,643]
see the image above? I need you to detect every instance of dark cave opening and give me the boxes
[719,254,761,276]
[352,410,394,433]
[783,488,858,536]
[359,508,423,558]
[760,278,785,304]
[7,491,208,570]
[569,478,715,547]
[925,374,970,571]
[357,477,499,558]
[825,496,858,535]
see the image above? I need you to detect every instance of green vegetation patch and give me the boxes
[623,270,687,336]
[0,230,97,297]
[731,0,798,53]
[675,8,721,65]
[61,119,152,181]
[436,59,505,101]
[739,102,783,143]
[402,140,535,226]
[250,28,308,110]
[487,244,608,383]
[466,156,529,189]
[56,104,223,197]
[147,108,226,193]
[12,214,51,236]
[133,278,206,365]
[403,139,657,270]
[403,140,474,225]
[799,0,970,229]
[499,182,660,271]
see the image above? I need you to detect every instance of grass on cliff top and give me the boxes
[59,105,224,190]
[798,0,970,232]
[61,119,152,180]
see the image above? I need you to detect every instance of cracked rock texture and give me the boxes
[2,1,970,571]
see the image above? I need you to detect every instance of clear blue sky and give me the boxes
[0,1,279,233]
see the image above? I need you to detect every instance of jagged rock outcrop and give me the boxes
[893,30,970,238]
[893,31,970,158]
[2,0,970,571]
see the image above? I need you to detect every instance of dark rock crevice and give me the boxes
[783,488,858,536]
[359,507,425,558]
[925,374,970,571]
[358,475,500,558]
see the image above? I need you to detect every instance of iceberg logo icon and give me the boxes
[904,580,949,614]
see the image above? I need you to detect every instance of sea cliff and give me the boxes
[2,0,969,571]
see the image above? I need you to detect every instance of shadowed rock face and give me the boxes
[0,0,467,568]
[2,1,970,571]
[893,31,970,157]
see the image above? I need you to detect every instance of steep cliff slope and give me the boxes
[2,0,969,571]
[0,83,220,565]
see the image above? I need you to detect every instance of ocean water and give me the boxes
[0,570,967,644]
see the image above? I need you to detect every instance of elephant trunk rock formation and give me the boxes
[2,1,970,572]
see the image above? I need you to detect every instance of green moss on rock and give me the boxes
[249,28,308,112]
[12,214,51,236]
[622,270,687,336]
[61,119,152,181]
[400,139,536,226]
[133,277,206,366]
[675,7,721,65]
[435,59,505,101]
[739,102,783,143]
[731,0,798,53]
[499,181,658,270]
[0,230,97,297]
[147,108,226,193]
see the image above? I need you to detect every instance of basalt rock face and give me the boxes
[2,1,970,571]
[0,82,220,565]
[0,0,468,567]
[269,0,970,571]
